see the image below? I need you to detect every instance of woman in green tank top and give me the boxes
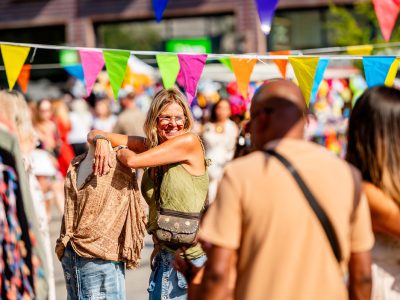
[88,88,209,300]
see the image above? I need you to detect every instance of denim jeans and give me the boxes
[61,243,126,300]
[148,249,207,300]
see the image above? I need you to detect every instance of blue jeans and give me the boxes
[148,249,207,300]
[61,244,126,300]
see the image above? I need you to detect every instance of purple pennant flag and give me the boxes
[152,0,169,23]
[255,0,279,34]
[177,54,208,104]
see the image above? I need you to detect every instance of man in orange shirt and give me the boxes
[187,80,374,300]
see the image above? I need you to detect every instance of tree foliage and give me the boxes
[327,0,400,47]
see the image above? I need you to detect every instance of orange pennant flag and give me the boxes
[271,50,290,78]
[230,57,257,99]
[17,64,31,94]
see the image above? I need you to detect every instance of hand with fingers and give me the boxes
[173,247,203,283]
[93,139,113,176]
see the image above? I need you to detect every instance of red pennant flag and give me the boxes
[17,64,31,93]
[271,50,290,79]
[373,0,400,41]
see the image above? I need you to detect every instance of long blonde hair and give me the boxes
[0,90,38,151]
[144,88,193,149]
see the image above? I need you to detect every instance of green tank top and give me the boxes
[141,163,209,259]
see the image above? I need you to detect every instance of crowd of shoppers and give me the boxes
[1,77,400,300]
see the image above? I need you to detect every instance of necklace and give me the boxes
[215,123,224,133]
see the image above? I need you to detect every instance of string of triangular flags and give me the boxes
[1,41,399,107]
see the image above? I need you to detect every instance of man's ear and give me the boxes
[257,111,270,131]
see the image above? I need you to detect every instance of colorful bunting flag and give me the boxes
[310,59,329,104]
[17,64,31,94]
[64,64,85,83]
[363,56,396,87]
[373,0,399,42]
[1,45,31,90]
[385,58,399,86]
[271,50,290,78]
[255,0,279,34]
[103,50,131,100]
[230,57,257,99]
[346,45,373,56]
[219,57,233,72]
[156,54,180,89]
[289,57,320,107]
[79,50,105,96]
[152,0,169,23]
[177,54,208,103]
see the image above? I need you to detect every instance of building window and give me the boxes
[269,9,329,51]
[96,15,235,53]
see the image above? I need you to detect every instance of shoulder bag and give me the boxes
[153,166,206,248]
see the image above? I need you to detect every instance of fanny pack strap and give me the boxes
[264,149,342,263]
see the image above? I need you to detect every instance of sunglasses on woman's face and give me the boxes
[158,115,186,125]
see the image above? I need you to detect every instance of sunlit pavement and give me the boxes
[50,207,152,300]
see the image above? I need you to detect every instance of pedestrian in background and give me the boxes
[346,85,400,299]
[113,91,147,137]
[202,99,238,202]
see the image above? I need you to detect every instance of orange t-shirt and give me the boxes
[200,138,374,300]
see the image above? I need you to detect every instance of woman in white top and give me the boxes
[202,98,238,202]
[92,98,117,132]
[346,86,400,300]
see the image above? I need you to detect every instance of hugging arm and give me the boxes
[117,133,201,169]
[87,129,147,175]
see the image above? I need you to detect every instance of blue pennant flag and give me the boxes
[310,59,329,104]
[152,0,169,23]
[363,56,396,88]
[64,64,85,82]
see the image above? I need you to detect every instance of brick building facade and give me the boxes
[0,0,356,53]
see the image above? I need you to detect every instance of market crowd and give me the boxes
[0,78,399,300]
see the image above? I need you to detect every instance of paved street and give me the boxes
[50,208,152,300]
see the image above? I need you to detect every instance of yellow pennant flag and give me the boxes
[385,58,399,87]
[346,45,373,56]
[289,57,319,107]
[230,57,257,99]
[1,45,31,90]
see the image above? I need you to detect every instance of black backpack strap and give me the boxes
[264,149,342,263]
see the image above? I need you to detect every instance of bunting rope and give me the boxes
[2,40,400,61]
[0,40,399,104]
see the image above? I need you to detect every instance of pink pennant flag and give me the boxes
[177,54,208,103]
[373,0,400,41]
[79,50,105,96]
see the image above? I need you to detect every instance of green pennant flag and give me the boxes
[103,50,131,100]
[156,54,180,89]
[219,57,233,72]
[289,57,319,107]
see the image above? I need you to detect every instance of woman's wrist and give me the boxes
[93,134,110,146]
[115,144,129,152]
